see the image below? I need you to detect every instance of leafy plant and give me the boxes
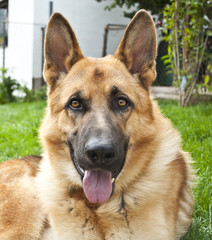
[19,85,47,102]
[203,63,212,92]
[96,0,171,17]
[162,0,212,106]
[0,68,47,104]
[0,68,20,104]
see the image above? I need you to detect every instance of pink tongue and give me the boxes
[83,170,112,203]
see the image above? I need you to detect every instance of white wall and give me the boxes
[32,0,135,81]
[32,0,49,84]
[6,0,35,88]
[53,0,132,57]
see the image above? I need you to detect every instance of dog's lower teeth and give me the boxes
[78,166,85,174]
[111,178,115,183]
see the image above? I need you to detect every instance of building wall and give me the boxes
[3,0,35,88]
[32,0,49,88]
[53,0,132,57]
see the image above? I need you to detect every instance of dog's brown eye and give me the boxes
[70,99,81,109]
[117,97,129,108]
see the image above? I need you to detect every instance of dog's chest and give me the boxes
[52,201,172,240]
[48,196,137,240]
[70,208,132,240]
[44,188,174,240]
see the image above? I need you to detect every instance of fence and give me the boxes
[102,24,173,86]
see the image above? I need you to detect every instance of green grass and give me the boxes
[0,101,46,161]
[0,100,211,239]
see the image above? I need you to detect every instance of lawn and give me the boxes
[0,100,211,239]
[0,101,46,160]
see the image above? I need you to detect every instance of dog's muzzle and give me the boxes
[68,134,128,204]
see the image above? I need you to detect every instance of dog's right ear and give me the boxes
[44,13,83,88]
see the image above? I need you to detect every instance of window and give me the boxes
[0,0,8,46]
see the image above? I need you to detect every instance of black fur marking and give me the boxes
[68,142,84,179]
[110,86,134,112]
[120,193,132,234]
[69,186,77,194]
[64,91,89,114]
[69,208,73,213]
[83,218,89,229]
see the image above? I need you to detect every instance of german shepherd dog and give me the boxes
[0,10,193,240]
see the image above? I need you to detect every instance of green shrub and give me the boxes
[0,68,47,103]
[0,68,20,104]
[20,85,47,102]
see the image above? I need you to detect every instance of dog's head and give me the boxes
[41,10,157,204]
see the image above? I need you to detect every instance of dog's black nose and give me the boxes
[85,139,115,164]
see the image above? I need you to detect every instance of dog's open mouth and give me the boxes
[68,142,126,203]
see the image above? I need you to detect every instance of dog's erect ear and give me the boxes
[115,10,157,88]
[44,13,83,87]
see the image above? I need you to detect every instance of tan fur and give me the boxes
[0,10,193,239]
[0,157,46,239]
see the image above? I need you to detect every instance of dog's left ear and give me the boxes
[115,10,157,88]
